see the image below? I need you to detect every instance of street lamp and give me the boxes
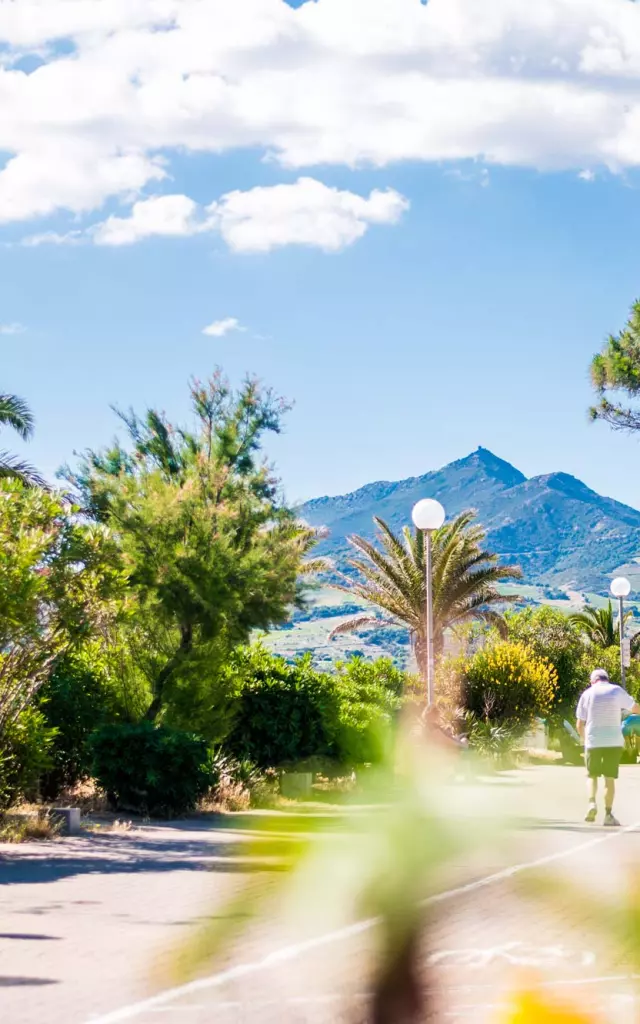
[412,498,446,706]
[611,576,632,687]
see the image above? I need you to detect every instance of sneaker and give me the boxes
[584,805,597,823]
[604,811,621,827]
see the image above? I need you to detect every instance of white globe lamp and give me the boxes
[611,577,631,598]
[411,498,446,532]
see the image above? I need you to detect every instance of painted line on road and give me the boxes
[85,820,640,1024]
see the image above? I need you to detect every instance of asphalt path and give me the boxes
[3,766,640,1024]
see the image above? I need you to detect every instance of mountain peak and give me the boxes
[451,447,527,487]
[300,448,640,592]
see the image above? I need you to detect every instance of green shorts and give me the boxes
[585,747,622,779]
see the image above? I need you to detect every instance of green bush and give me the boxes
[225,647,405,769]
[576,645,640,699]
[225,647,335,768]
[89,722,214,816]
[506,607,585,715]
[0,707,57,809]
[460,641,558,731]
[38,648,126,798]
[329,658,403,765]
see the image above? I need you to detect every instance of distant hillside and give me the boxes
[299,448,640,592]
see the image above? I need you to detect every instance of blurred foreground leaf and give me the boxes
[159,727,510,1022]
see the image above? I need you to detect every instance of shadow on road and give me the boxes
[0,828,298,886]
[0,976,59,986]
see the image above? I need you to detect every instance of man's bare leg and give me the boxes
[585,776,598,822]
[604,778,619,825]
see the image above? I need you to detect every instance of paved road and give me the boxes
[2,766,640,1024]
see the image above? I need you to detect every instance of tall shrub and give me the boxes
[225,648,335,768]
[460,641,558,731]
[38,647,126,798]
[0,707,56,808]
[90,722,214,817]
[330,658,403,765]
[506,607,584,716]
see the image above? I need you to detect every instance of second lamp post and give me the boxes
[412,498,446,706]
[611,576,632,687]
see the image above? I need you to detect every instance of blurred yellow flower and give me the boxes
[499,986,600,1023]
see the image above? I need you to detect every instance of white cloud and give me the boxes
[0,322,25,335]
[206,178,409,253]
[3,0,640,226]
[21,229,86,247]
[92,194,200,245]
[202,317,244,337]
[579,169,596,181]
[85,178,408,252]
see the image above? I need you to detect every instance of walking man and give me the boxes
[576,668,639,826]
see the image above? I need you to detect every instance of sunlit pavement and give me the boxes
[2,765,640,1023]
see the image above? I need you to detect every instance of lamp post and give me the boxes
[411,498,446,706]
[611,576,632,688]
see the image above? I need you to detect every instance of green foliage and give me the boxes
[0,481,124,741]
[0,481,123,651]
[89,722,214,817]
[37,647,129,798]
[225,647,335,768]
[590,298,640,432]
[569,600,628,648]
[0,390,42,486]
[331,510,522,676]
[329,658,403,765]
[460,640,558,731]
[159,636,238,744]
[460,711,517,762]
[0,707,56,808]
[575,645,640,700]
[65,374,318,722]
[225,646,404,769]
[506,606,585,714]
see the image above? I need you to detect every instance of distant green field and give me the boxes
[262,578,640,667]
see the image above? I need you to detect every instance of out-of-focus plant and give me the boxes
[161,726,506,1023]
[498,982,599,1022]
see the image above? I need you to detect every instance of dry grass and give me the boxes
[0,809,61,843]
[56,778,109,814]
[198,779,252,813]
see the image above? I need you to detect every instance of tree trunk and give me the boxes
[144,623,193,722]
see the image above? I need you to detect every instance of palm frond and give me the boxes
[332,509,522,670]
[329,615,392,639]
[299,557,334,577]
[0,393,34,440]
[0,451,46,488]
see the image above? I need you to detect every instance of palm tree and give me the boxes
[570,601,640,654]
[330,510,522,676]
[0,392,43,486]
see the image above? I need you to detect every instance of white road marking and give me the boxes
[85,820,640,1024]
[429,942,594,969]
[447,973,640,993]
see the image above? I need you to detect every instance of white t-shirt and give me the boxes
[576,682,635,749]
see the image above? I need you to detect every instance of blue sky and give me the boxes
[4,0,640,508]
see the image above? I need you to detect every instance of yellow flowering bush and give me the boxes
[460,641,558,730]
